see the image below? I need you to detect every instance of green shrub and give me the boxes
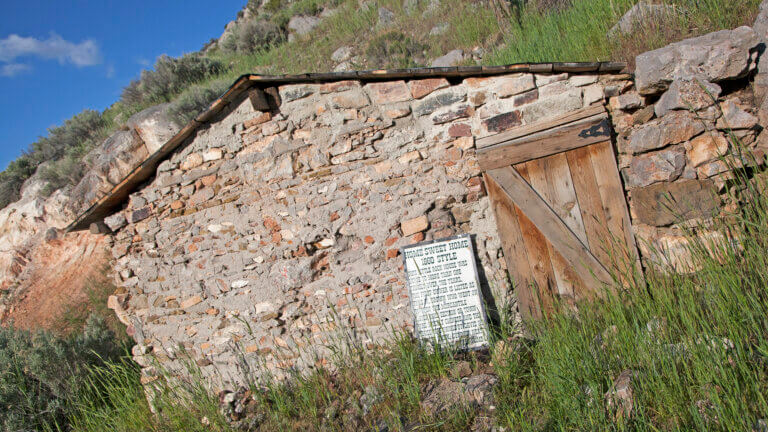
[168,77,233,125]
[261,0,282,14]
[222,19,285,55]
[366,31,425,69]
[0,156,36,208]
[0,315,127,432]
[0,109,108,207]
[121,54,225,107]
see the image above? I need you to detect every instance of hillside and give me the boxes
[1,1,768,431]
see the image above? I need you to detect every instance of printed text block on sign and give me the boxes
[401,234,489,350]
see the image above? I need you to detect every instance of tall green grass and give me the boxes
[489,0,761,65]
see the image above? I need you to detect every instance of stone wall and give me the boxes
[106,70,626,389]
[105,19,768,391]
[609,25,764,271]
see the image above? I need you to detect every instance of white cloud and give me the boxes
[1,63,31,77]
[0,33,102,69]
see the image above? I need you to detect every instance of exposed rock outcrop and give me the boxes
[635,26,761,94]
[0,103,181,317]
[608,2,685,38]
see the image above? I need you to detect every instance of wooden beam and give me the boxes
[477,114,611,170]
[477,104,606,149]
[248,88,270,111]
[486,167,613,292]
[264,86,281,107]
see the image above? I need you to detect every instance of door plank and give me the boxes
[487,166,612,294]
[477,115,611,170]
[566,146,613,266]
[484,173,542,320]
[588,141,642,278]
[542,153,589,245]
[513,164,558,316]
[520,159,579,299]
[476,104,606,149]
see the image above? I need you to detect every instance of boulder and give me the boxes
[331,46,353,63]
[409,78,449,99]
[608,3,684,37]
[463,374,498,406]
[429,22,449,36]
[605,370,636,421]
[128,207,151,224]
[431,49,467,67]
[687,133,730,167]
[378,7,395,26]
[716,99,759,130]
[635,26,760,95]
[97,130,150,185]
[104,212,127,231]
[288,15,321,36]
[610,92,644,111]
[68,171,113,213]
[401,215,429,236]
[420,379,474,416]
[18,171,49,201]
[126,103,181,153]
[655,79,721,117]
[752,0,768,102]
[420,374,498,417]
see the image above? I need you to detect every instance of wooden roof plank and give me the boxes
[553,62,600,72]
[529,63,553,73]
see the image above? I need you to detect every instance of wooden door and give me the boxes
[477,105,639,320]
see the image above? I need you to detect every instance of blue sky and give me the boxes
[0,0,245,170]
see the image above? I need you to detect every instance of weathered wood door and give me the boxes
[478,105,639,320]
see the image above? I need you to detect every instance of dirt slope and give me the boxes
[1,232,110,331]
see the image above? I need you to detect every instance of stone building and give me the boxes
[67,25,767,390]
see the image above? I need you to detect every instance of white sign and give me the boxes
[402,234,489,349]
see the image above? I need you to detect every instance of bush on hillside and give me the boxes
[0,109,108,208]
[220,19,285,55]
[168,77,233,125]
[0,156,36,208]
[0,315,127,432]
[366,32,426,69]
[121,54,225,107]
[31,110,107,163]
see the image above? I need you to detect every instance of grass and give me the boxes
[489,0,762,65]
[53,270,129,338]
